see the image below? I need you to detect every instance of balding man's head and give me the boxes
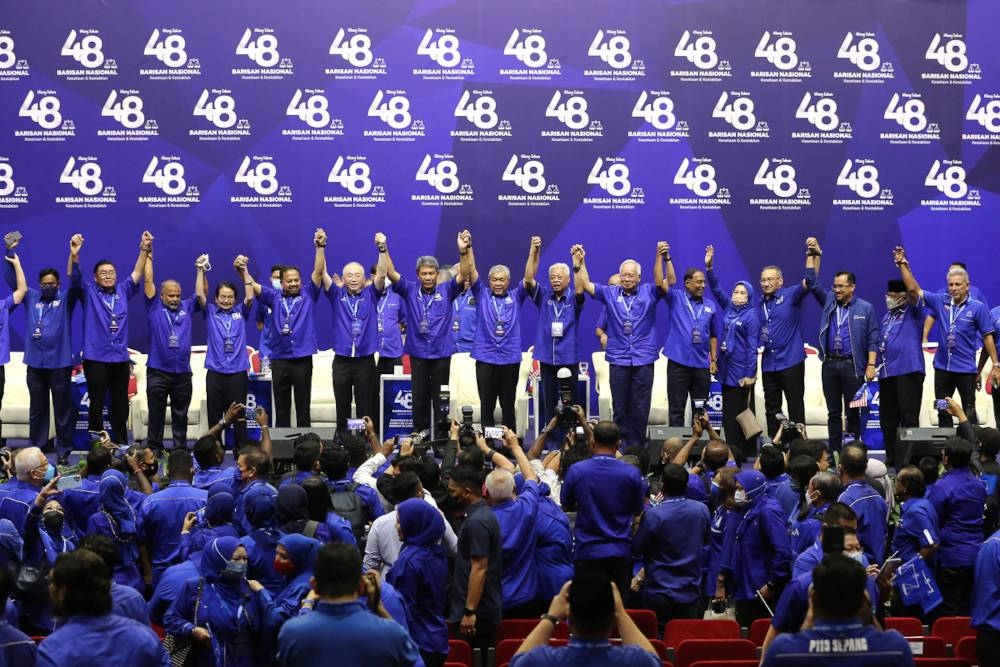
[342,262,366,294]
[159,280,182,309]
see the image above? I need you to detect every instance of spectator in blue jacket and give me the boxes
[837,444,888,565]
[890,466,939,618]
[387,498,449,667]
[811,269,879,452]
[759,445,799,522]
[706,245,760,461]
[972,529,1000,666]
[77,534,149,625]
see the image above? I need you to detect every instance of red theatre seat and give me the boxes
[884,616,924,637]
[930,616,975,647]
[446,639,472,667]
[674,638,757,667]
[954,636,978,665]
[748,617,771,647]
[664,618,741,648]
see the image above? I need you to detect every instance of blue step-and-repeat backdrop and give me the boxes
[1,0,998,354]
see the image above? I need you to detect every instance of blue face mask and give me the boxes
[220,560,247,585]
[43,463,56,482]
[271,278,281,289]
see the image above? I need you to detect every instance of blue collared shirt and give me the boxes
[923,291,993,373]
[772,572,878,635]
[376,289,404,358]
[452,289,477,353]
[493,480,540,609]
[758,269,815,372]
[534,496,574,599]
[38,613,168,666]
[928,467,986,567]
[838,480,889,564]
[471,278,529,365]
[814,292,879,377]
[762,620,912,666]
[878,305,925,379]
[326,283,380,357]
[663,289,717,368]
[561,455,647,560]
[723,497,792,600]
[531,286,585,366]
[511,639,659,667]
[392,274,460,359]
[972,530,1000,633]
[5,256,80,368]
[205,302,251,374]
[146,296,201,373]
[139,481,208,572]
[634,496,710,603]
[593,283,664,366]
[80,273,141,363]
[257,283,322,360]
[891,497,938,563]
[764,474,800,522]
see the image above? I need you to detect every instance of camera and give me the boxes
[459,405,476,439]
[554,367,578,429]
[934,398,949,412]
[434,385,451,438]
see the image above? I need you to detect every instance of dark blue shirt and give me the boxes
[493,480,540,609]
[449,500,503,624]
[561,455,646,560]
[139,481,208,573]
[762,620,913,666]
[376,289,404,358]
[146,295,201,373]
[972,530,1000,633]
[927,467,986,567]
[39,613,168,666]
[326,283,380,357]
[705,506,738,597]
[257,283,322,360]
[452,289,477,353]
[891,497,938,563]
[534,495,574,599]
[5,256,79,368]
[205,302,251,374]
[531,286,585,366]
[758,269,815,372]
[838,480,889,564]
[814,293,879,377]
[277,600,420,666]
[471,278,529,365]
[148,558,199,625]
[663,289,718,368]
[392,274,460,359]
[923,291,993,373]
[772,570,878,635]
[80,273,141,363]
[511,639,659,667]
[764,474,800,524]
[0,619,36,665]
[61,477,102,539]
[634,497,710,603]
[878,304,925,379]
[593,283,664,366]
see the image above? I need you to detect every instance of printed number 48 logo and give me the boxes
[60,157,103,196]
[503,29,547,68]
[417,29,460,68]
[587,159,630,197]
[287,90,330,129]
[416,155,459,195]
[837,161,880,199]
[673,159,717,197]
[925,160,967,200]
[235,157,278,196]
[236,29,279,68]
[754,160,797,198]
[143,157,186,196]
[328,157,372,195]
[503,155,545,194]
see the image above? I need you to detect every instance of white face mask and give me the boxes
[731,292,748,307]
[885,295,905,310]
[734,489,748,504]
[271,278,281,290]
[843,550,865,565]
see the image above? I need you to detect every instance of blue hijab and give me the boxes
[206,482,236,525]
[201,536,241,582]
[397,498,445,549]
[99,469,137,536]
[277,533,320,575]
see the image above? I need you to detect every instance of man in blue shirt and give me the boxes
[142,259,202,452]
[837,444,888,565]
[562,421,646,594]
[452,278,477,353]
[248,231,325,427]
[925,261,989,344]
[762,554,913,666]
[76,230,152,442]
[0,447,50,532]
[928,438,985,617]
[255,264,283,361]
[757,238,820,437]
[277,542,420,666]
[526,236,585,432]
[895,245,1000,426]
[39,549,168,666]
[760,444,799,521]
[878,279,925,470]
[811,269,878,452]
[372,265,404,373]
[5,233,80,464]
[660,256,718,427]
[972,529,1000,666]
[574,244,667,447]
[379,232,464,434]
[139,450,207,587]
[890,465,939,618]
[315,228,382,429]
[634,463,710,633]
[510,572,659,667]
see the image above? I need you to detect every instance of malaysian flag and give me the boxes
[849,382,874,408]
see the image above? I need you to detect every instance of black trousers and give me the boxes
[146,368,193,450]
[333,355,378,428]
[879,372,924,469]
[762,362,805,437]
[538,362,581,430]
[935,369,977,427]
[83,359,131,443]
[377,356,403,375]
[735,596,773,628]
[821,357,863,452]
[475,360,519,429]
[936,565,974,618]
[667,360,710,427]
[205,370,248,447]
[575,556,633,600]
[27,366,76,457]
[271,356,312,427]
[722,383,756,462]
[642,592,699,638]
[410,356,451,432]
[978,627,1000,667]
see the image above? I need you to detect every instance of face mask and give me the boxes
[733,489,748,504]
[142,465,158,478]
[808,490,821,504]
[220,560,248,585]
[42,463,56,482]
[40,285,58,300]
[43,510,65,532]
[731,292,748,307]
[273,558,296,576]
[885,295,905,310]
[843,550,865,565]
[271,278,281,289]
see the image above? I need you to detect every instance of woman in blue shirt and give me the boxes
[706,245,761,463]
[261,533,320,630]
[87,469,143,592]
[386,498,449,667]
[165,536,271,667]
[179,482,241,561]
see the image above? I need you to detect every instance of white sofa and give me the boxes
[0,352,52,439]
[448,351,533,436]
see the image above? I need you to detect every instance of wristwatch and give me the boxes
[462,607,476,616]
[540,613,560,626]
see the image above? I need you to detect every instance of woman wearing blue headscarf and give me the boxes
[164,536,271,667]
[86,469,143,592]
[706,245,761,463]
[180,482,241,561]
[0,519,22,626]
[261,533,320,630]
[19,477,76,633]
[386,498,449,667]
[238,484,284,595]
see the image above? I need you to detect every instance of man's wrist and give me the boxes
[462,607,476,616]
[540,613,561,626]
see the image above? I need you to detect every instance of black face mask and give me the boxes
[142,465,158,478]
[43,510,65,532]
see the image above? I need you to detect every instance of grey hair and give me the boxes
[761,265,784,278]
[809,470,843,503]
[485,468,514,501]
[619,259,641,276]
[415,256,439,271]
[946,267,969,284]
[488,264,510,280]
[548,262,570,277]
[15,447,44,480]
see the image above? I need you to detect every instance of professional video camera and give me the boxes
[554,367,578,429]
